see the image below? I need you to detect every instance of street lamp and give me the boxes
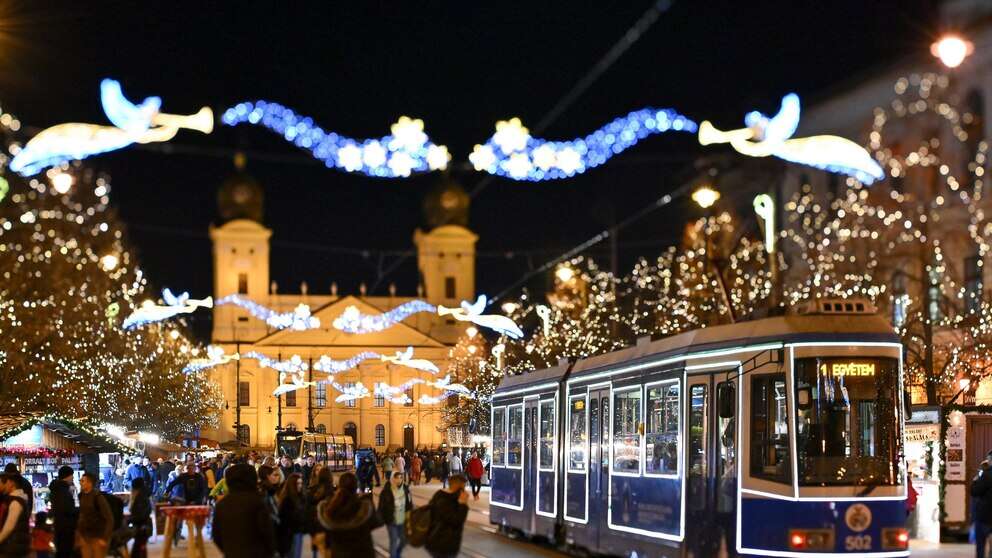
[692,185,720,209]
[931,35,973,68]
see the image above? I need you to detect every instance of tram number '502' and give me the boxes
[845,535,872,550]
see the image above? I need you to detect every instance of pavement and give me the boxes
[144,481,973,557]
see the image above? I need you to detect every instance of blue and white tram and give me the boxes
[490,311,909,557]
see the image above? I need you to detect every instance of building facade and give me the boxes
[201,166,477,451]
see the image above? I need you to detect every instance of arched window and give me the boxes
[344,422,358,445]
[236,424,250,446]
[403,423,415,452]
[315,423,327,434]
[375,424,385,446]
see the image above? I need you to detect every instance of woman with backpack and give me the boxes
[377,471,412,558]
[277,473,306,558]
[317,472,380,558]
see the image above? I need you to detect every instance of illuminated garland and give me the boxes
[222,102,450,178]
[332,295,523,338]
[121,288,212,330]
[469,109,696,181]
[215,295,320,330]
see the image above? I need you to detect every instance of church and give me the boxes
[201,158,477,452]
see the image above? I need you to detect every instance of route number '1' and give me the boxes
[845,535,872,551]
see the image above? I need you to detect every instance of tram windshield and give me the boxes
[794,357,902,486]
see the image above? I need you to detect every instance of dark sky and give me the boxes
[0,0,939,337]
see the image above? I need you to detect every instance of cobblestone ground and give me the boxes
[145,482,972,557]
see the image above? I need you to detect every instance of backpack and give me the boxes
[101,493,125,530]
[405,504,432,548]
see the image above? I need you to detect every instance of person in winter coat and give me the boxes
[377,472,412,558]
[305,466,334,557]
[439,454,450,488]
[357,457,376,493]
[76,473,113,558]
[128,478,152,558]
[393,453,406,484]
[411,454,422,485]
[258,465,282,527]
[213,464,278,558]
[318,472,380,558]
[124,460,150,491]
[380,455,394,482]
[972,460,992,558]
[277,473,306,558]
[465,452,485,501]
[3,464,33,511]
[165,464,208,505]
[0,472,32,557]
[423,454,435,484]
[424,474,469,558]
[49,466,77,558]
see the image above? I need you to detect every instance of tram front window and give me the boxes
[794,357,901,486]
[277,435,301,460]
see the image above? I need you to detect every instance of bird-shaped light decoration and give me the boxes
[438,295,525,339]
[121,288,212,330]
[380,346,439,373]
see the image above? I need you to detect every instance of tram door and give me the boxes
[686,373,738,557]
[524,398,539,533]
[588,387,610,549]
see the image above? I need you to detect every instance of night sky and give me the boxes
[0,0,939,339]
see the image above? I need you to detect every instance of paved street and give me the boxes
[145,481,972,557]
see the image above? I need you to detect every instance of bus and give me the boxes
[276,429,354,472]
[490,305,909,557]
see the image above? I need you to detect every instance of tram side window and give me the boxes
[750,373,791,483]
[507,406,523,466]
[539,399,555,469]
[646,383,679,474]
[569,397,587,471]
[613,387,642,474]
[492,407,506,466]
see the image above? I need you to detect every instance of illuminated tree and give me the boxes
[0,160,220,436]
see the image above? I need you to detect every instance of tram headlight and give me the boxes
[788,529,834,551]
[882,528,910,549]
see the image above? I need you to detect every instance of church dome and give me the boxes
[218,153,264,223]
[423,171,469,229]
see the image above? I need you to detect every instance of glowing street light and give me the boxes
[692,186,720,209]
[931,35,973,68]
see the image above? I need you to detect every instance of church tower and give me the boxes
[210,154,272,342]
[414,173,477,307]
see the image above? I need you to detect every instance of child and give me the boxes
[31,511,54,558]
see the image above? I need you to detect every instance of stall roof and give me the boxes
[0,413,132,454]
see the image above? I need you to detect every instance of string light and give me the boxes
[332,296,523,338]
[470,109,696,181]
[221,101,449,178]
[215,294,319,330]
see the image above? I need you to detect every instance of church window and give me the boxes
[445,277,456,298]
[238,273,248,294]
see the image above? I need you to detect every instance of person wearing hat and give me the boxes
[48,466,77,558]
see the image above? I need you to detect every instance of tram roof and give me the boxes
[572,313,898,375]
[497,314,898,393]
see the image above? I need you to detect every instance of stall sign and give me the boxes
[905,424,939,443]
[946,425,966,481]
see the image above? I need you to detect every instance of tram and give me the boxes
[276,429,354,472]
[490,303,909,557]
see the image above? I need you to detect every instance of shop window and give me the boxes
[569,396,587,471]
[539,399,555,470]
[613,387,642,474]
[507,405,523,467]
[750,374,791,483]
[646,382,680,475]
[492,407,506,466]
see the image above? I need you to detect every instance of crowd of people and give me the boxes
[0,446,487,558]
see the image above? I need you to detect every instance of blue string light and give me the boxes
[469,109,697,181]
[215,295,320,330]
[221,101,451,178]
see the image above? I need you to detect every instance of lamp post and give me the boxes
[693,186,735,323]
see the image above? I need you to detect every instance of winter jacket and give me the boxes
[166,473,207,504]
[277,496,306,556]
[76,490,113,541]
[48,478,77,524]
[305,484,334,534]
[125,463,151,489]
[377,483,412,525]
[213,488,278,558]
[129,488,152,528]
[447,454,464,474]
[318,495,380,558]
[0,489,31,557]
[466,457,485,480]
[972,469,992,525]
[424,490,468,555]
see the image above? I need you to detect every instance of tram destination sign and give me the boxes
[820,361,875,378]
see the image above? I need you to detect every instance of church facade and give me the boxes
[201,165,477,451]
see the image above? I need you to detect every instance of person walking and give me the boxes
[424,474,470,558]
[357,456,376,493]
[258,465,283,529]
[213,464,278,558]
[277,473,306,558]
[128,478,152,558]
[305,467,334,558]
[439,454,450,488]
[318,472,380,558]
[0,472,31,557]
[465,452,485,501]
[381,454,394,482]
[393,453,406,484]
[377,471,412,558]
[49,466,77,558]
[411,453,422,485]
[973,460,992,558]
[76,472,113,558]
[423,454,435,484]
